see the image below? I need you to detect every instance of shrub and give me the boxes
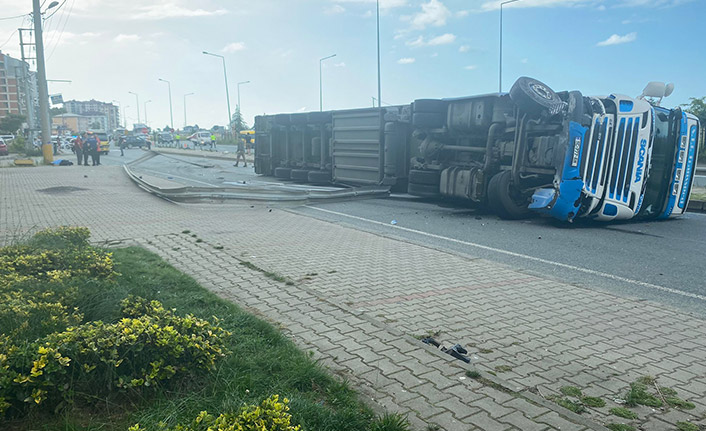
[30,227,91,249]
[0,290,82,342]
[129,395,301,431]
[0,297,230,416]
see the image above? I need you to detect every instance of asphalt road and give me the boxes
[101,148,706,318]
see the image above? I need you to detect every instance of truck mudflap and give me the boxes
[528,121,587,222]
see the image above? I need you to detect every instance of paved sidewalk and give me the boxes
[1,165,705,431]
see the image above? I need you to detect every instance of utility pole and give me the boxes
[18,29,36,146]
[158,78,174,129]
[32,0,53,163]
[376,0,381,113]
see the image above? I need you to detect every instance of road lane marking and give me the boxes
[307,206,706,302]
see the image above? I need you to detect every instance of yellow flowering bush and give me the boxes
[0,297,230,416]
[0,290,83,341]
[29,226,91,249]
[129,395,301,431]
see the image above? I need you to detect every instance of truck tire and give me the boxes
[408,182,440,197]
[567,91,585,124]
[308,170,331,184]
[413,112,445,129]
[509,77,563,118]
[408,169,441,186]
[413,99,445,113]
[487,170,532,220]
[290,169,310,181]
[274,167,292,179]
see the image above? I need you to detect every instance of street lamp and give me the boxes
[236,81,250,111]
[144,100,152,125]
[203,51,232,136]
[319,54,336,111]
[128,91,140,123]
[183,92,194,128]
[376,0,381,112]
[158,78,174,130]
[499,0,520,93]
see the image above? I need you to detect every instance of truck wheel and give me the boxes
[487,170,532,220]
[413,112,445,129]
[408,169,441,186]
[308,170,331,184]
[413,99,446,113]
[290,169,310,181]
[568,91,585,124]
[274,167,292,179]
[408,182,440,197]
[509,77,563,117]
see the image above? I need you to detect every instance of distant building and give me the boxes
[0,51,39,133]
[64,99,119,131]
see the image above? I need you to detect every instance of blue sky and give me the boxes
[0,0,704,129]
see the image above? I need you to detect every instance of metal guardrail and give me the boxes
[123,151,391,203]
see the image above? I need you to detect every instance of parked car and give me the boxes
[189,131,211,147]
[0,138,8,156]
[158,132,173,144]
[124,135,152,149]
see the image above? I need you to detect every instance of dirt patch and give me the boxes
[37,186,88,195]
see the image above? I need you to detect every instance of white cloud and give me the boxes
[325,4,346,14]
[222,42,246,53]
[456,10,470,17]
[397,57,416,64]
[411,0,451,29]
[114,34,140,42]
[406,33,456,48]
[134,4,228,20]
[459,45,470,53]
[464,65,478,70]
[596,32,637,46]
[334,0,407,9]
[333,62,346,67]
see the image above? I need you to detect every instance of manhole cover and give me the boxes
[36,186,88,194]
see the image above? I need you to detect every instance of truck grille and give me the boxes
[580,115,612,195]
[607,116,640,203]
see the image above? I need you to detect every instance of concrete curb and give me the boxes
[687,200,706,213]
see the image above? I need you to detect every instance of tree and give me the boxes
[50,107,66,116]
[231,108,249,133]
[681,97,706,160]
[89,121,102,129]
[0,114,26,134]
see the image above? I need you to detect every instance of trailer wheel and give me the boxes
[509,77,563,117]
[290,169,310,181]
[413,99,446,113]
[413,112,445,129]
[408,169,441,186]
[274,167,292,179]
[487,170,532,220]
[308,170,331,184]
[408,182,440,197]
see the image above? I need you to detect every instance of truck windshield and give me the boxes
[638,108,679,218]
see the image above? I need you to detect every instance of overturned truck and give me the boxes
[254,77,700,222]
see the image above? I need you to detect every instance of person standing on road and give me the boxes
[210,133,217,151]
[234,135,247,167]
[84,132,99,166]
[119,136,126,156]
[73,136,83,166]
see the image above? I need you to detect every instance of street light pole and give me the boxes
[33,0,59,163]
[158,78,174,130]
[203,51,232,136]
[499,0,520,93]
[236,81,250,111]
[128,91,140,123]
[319,54,336,111]
[144,100,152,125]
[183,93,194,128]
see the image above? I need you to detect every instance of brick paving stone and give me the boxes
[3,166,706,430]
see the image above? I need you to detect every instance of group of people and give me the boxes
[72,131,102,166]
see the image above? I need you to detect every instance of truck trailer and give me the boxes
[253,77,700,222]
